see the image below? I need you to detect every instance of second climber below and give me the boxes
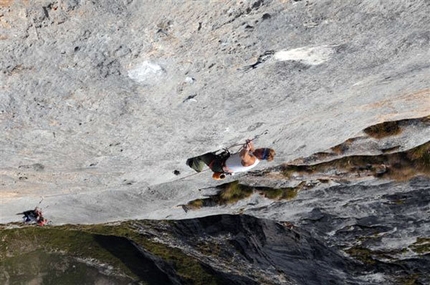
[186,140,276,179]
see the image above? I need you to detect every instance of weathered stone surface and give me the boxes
[141,214,364,285]
[1,0,429,222]
[0,0,429,283]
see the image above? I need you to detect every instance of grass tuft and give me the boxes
[281,165,312,178]
[187,199,204,210]
[345,246,376,265]
[263,188,283,199]
[284,141,430,182]
[217,181,254,205]
[409,237,430,254]
[281,187,299,200]
[364,121,402,138]
[397,274,420,285]
[331,138,355,154]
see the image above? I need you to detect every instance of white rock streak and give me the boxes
[274,45,335,65]
[127,61,165,83]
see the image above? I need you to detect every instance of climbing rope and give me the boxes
[223,129,269,152]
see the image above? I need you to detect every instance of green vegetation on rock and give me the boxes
[186,181,302,210]
[0,223,221,285]
[364,121,402,138]
[409,237,430,254]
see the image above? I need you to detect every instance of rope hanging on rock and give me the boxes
[223,129,269,152]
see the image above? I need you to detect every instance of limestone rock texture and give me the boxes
[0,0,430,283]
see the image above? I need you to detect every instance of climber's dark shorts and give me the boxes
[186,151,229,173]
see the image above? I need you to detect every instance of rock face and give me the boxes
[0,0,429,284]
[153,213,429,284]
[1,0,429,214]
[149,214,363,285]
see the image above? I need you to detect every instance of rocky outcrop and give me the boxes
[149,214,362,285]
[0,1,429,284]
[134,212,429,284]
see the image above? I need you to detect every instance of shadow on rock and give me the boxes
[167,214,363,285]
[94,235,172,284]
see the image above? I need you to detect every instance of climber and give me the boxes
[186,140,276,180]
[19,207,47,226]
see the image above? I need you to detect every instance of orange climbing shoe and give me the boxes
[212,172,226,180]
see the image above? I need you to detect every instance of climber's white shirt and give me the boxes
[225,153,260,173]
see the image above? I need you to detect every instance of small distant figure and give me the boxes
[186,140,275,180]
[19,207,47,226]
